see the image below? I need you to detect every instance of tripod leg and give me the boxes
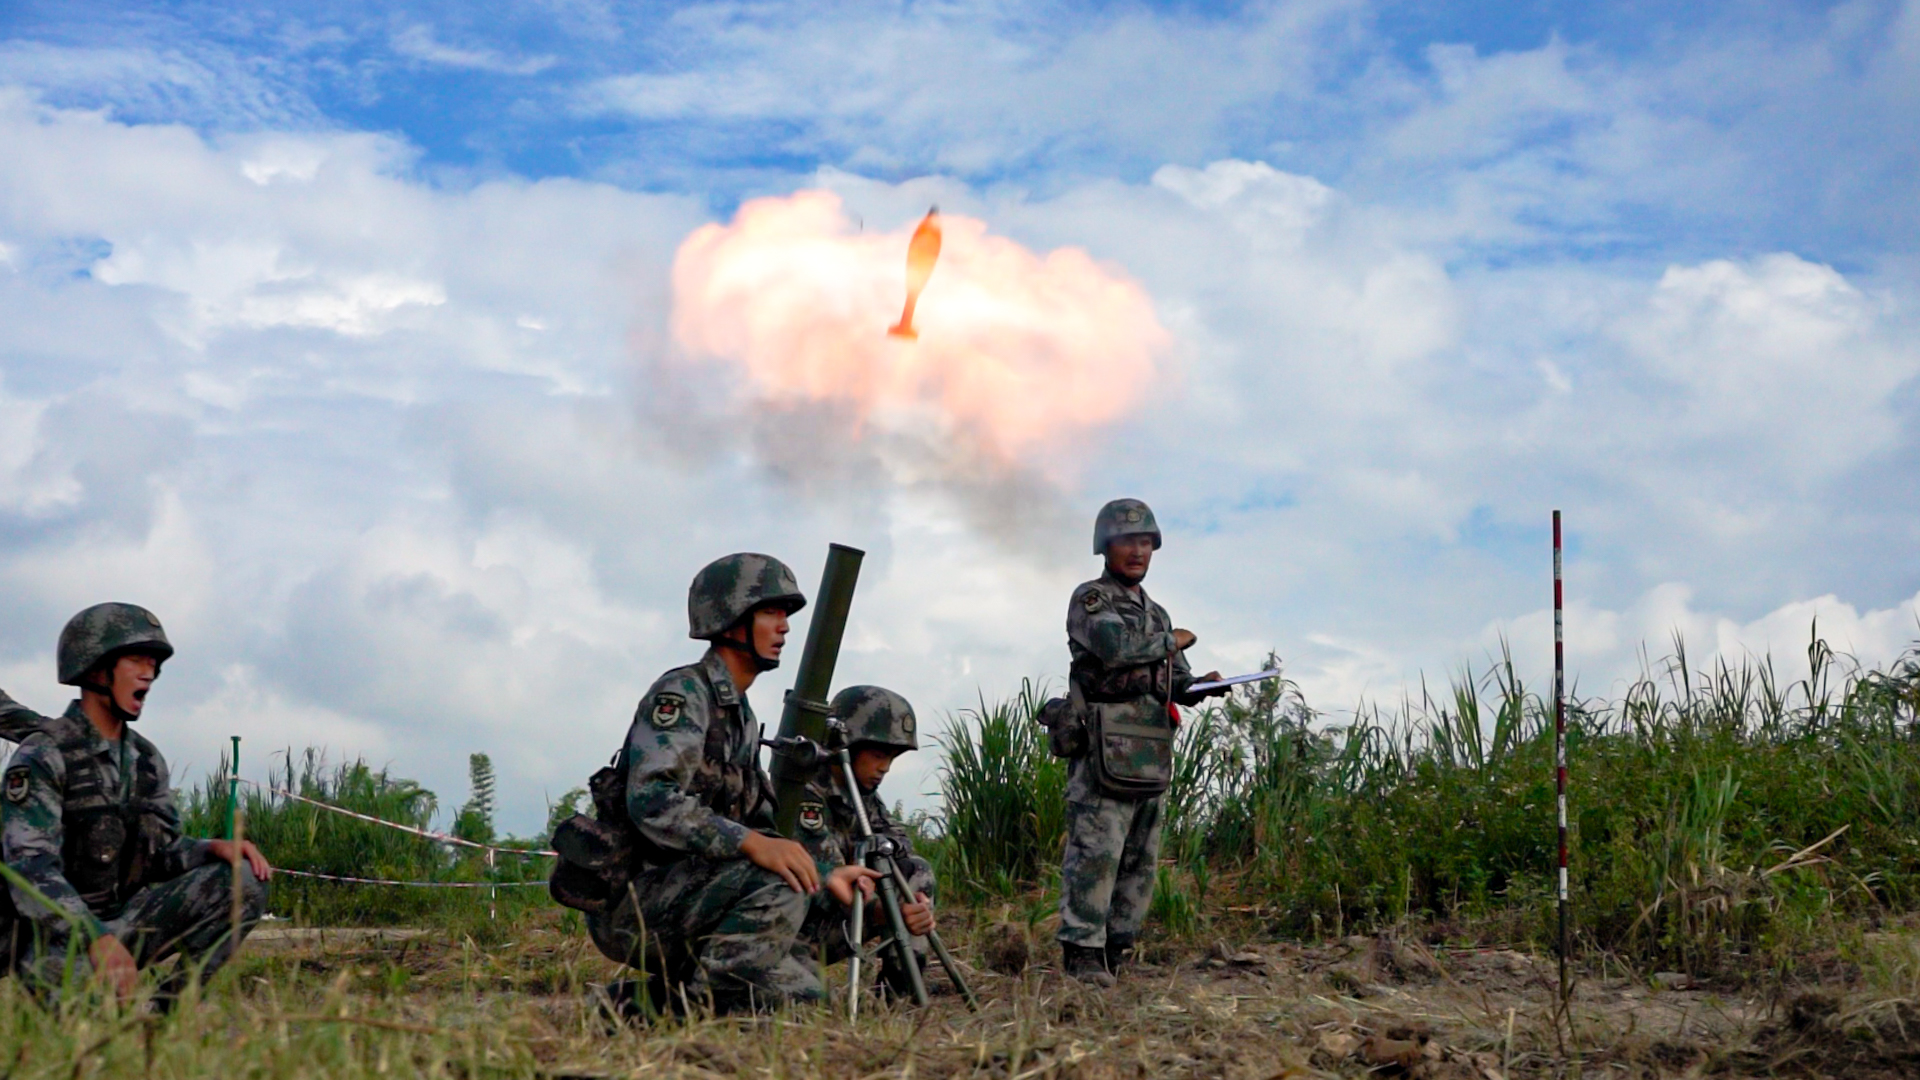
[847,888,864,1020]
[875,875,931,1007]
[881,856,978,1011]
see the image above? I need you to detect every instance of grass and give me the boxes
[180,748,554,936]
[933,635,1920,978]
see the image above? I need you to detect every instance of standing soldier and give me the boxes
[1056,500,1224,986]
[581,554,877,1016]
[793,685,938,999]
[0,603,271,1002]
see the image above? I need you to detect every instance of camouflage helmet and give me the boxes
[1092,498,1162,556]
[58,602,174,686]
[687,553,808,640]
[829,685,918,752]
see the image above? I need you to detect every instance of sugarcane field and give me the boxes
[2,1,1919,1078]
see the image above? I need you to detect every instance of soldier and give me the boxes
[585,554,878,1016]
[1056,499,1225,986]
[793,685,937,998]
[0,603,271,1003]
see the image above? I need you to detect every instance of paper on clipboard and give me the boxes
[1187,668,1283,693]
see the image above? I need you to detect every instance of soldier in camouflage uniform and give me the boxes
[1057,500,1225,986]
[793,685,937,997]
[0,603,271,1002]
[585,554,878,1016]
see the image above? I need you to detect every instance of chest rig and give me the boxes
[54,721,167,914]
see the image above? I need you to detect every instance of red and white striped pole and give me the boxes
[1554,510,1570,1005]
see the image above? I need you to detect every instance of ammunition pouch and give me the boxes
[1086,702,1174,799]
[548,761,641,914]
[1037,688,1089,760]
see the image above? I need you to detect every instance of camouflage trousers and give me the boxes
[1057,757,1163,948]
[13,861,268,997]
[799,854,935,978]
[586,855,819,1014]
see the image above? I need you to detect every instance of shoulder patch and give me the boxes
[649,692,687,729]
[4,765,29,804]
[797,801,826,833]
[1082,590,1104,613]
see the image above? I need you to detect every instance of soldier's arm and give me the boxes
[1068,588,1176,668]
[0,688,51,745]
[623,682,751,859]
[143,752,216,878]
[1,742,108,939]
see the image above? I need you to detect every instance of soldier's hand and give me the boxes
[1198,670,1231,698]
[740,831,821,893]
[1173,629,1197,651]
[89,934,138,1000]
[901,892,936,936]
[825,864,882,907]
[208,839,273,880]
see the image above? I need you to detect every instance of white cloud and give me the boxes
[0,87,1914,835]
[390,24,557,76]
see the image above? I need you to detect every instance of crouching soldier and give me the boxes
[567,554,876,1017]
[794,685,937,1000]
[1055,500,1226,986]
[0,603,271,1003]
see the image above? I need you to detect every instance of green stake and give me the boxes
[228,735,241,841]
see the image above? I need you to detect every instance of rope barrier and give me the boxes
[274,868,548,889]
[238,779,557,858]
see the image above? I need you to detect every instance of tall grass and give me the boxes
[183,749,553,932]
[930,679,1066,900]
[939,635,1920,973]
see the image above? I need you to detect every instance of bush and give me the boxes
[931,679,1066,900]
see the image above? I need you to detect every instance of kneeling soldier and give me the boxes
[581,555,876,1016]
[1,603,271,1003]
[794,685,937,999]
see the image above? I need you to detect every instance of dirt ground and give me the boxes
[235,920,1920,1079]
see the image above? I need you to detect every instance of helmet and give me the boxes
[1092,498,1161,556]
[58,603,173,687]
[687,553,808,640]
[829,685,918,752]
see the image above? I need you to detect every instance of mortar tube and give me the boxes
[770,543,864,838]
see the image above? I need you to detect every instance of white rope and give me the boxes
[274,867,548,889]
[238,779,557,858]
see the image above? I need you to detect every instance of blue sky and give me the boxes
[0,0,1916,832]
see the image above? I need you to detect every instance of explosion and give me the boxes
[668,191,1168,475]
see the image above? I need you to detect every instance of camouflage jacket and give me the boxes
[1067,570,1194,706]
[621,648,777,861]
[792,767,916,869]
[793,766,921,923]
[1,701,211,936]
[0,688,47,745]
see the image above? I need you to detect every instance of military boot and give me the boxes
[1104,934,1135,978]
[1062,943,1116,987]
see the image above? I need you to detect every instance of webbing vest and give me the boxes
[53,719,167,914]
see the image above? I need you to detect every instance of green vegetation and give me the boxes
[934,637,1920,975]
[182,749,553,935]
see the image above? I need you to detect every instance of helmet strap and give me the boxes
[715,631,781,673]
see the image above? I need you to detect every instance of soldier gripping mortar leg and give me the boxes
[553,554,878,1017]
[1050,500,1227,986]
[782,685,975,1012]
[0,604,272,1003]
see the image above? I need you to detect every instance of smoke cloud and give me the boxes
[664,191,1170,489]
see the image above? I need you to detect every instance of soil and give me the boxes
[234,922,1920,1079]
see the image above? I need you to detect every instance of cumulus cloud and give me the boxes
[0,30,1916,834]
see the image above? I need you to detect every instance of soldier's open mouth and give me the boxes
[132,689,148,702]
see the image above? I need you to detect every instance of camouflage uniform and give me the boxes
[585,646,833,1013]
[2,701,266,993]
[1058,500,1195,955]
[792,767,935,971]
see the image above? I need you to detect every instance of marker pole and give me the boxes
[1553,511,1569,1007]
[229,736,241,841]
